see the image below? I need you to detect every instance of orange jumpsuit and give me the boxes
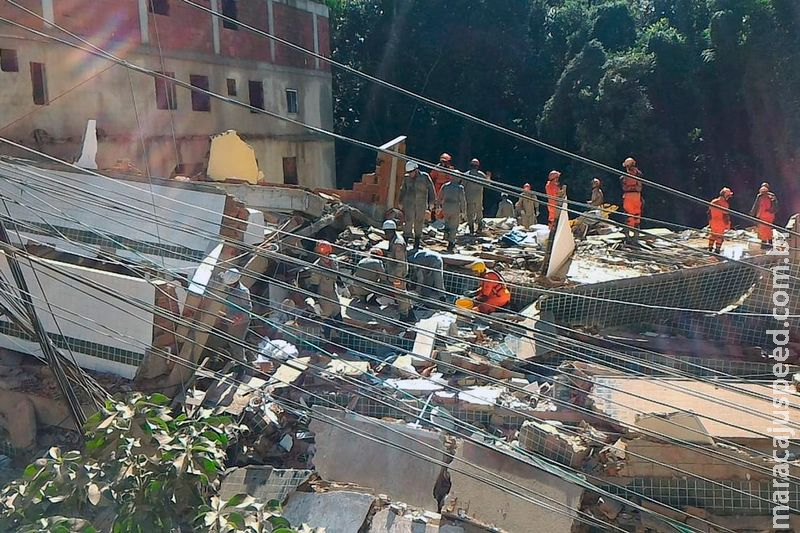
[545,179,560,229]
[475,270,511,313]
[620,170,643,228]
[708,196,730,249]
[430,165,453,196]
[752,193,777,242]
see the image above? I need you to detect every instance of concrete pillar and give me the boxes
[312,13,320,69]
[41,0,54,25]
[210,0,221,55]
[267,0,276,62]
[137,0,149,44]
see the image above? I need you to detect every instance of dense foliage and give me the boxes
[327,0,799,225]
[0,394,299,533]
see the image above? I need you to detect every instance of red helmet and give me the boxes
[548,170,561,181]
[440,153,452,163]
[315,240,333,256]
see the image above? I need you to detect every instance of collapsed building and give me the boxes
[0,131,797,532]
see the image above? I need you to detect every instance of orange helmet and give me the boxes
[315,240,333,256]
[720,187,733,198]
[440,153,452,163]
[623,157,637,169]
[523,183,531,190]
[548,170,561,181]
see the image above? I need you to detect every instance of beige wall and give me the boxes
[0,36,335,187]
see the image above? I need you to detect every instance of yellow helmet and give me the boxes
[470,262,487,274]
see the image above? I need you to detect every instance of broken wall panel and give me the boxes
[0,161,234,271]
[0,253,158,378]
[538,255,778,330]
[598,478,799,516]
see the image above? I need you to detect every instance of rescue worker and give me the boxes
[439,175,467,252]
[496,193,515,219]
[620,157,644,233]
[750,185,778,249]
[398,161,436,249]
[351,247,387,305]
[430,153,455,196]
[515,183,539,227]
[467,261,511,314]
[409,248,446,301]
[708,187,733,254]
[308,240,343,337]
[382,219,414,321]
[589,178,604,207]
[218,268,252,362]
[463,158,486,234]
[545,171,565,230]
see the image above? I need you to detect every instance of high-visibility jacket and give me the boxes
[620,168,643,193]
[430,165,454,196]
[545,179,560,223]
[476,270,511,313]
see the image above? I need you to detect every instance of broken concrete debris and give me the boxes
[0,153,796,533]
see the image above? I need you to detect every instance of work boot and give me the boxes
[469,224,475,235]
[707,244,714,252]
[447,242,455,253]
[761,241,769,250]
[714,245,722,254]
[414,237,421,249]
[768,240,774,249]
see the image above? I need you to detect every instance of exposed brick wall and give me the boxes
[148,0,213,55]
[0,0,44,30]
[316,15,330,71]
[55,0,140,44]
[219,0,269,62]
[272,2,313,69]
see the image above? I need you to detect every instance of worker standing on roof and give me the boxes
[218,268,252,362]
[350,247,387,306]
[398,161,436,250]
[308,240,343,337]
[515,183,539,228]
[466,262,510,314]
[750,185,778,249]
[545,171,565,230]
[589,178,604,207]
[382,219,414,321]
[620,157,644,234]
[708,187,733,254]
[409,248,447,302]
[439,174,467,253]
[430,153,455,196]
[496,193,515,219]
[464,158,486,235]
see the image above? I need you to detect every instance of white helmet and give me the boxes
[405,161,419,172]
[219,268,242,285]
[382,219,397,230]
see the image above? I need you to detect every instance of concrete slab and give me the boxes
[218,466,312,504]
[368,508,466,533]
[444,439,584,533]
[282,490,375,533]
[310,406,446,509]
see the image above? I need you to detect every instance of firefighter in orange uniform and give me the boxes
[430,153,455,196]
[545,171,563,230]
[750,185,778,249]
[468,262,511,314]
[708,187,733,254]
[620,157,643,232]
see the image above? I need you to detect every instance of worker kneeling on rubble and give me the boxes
[351,247,387,305]
[409,248,447,302]
[466,262,510,314]
[218,268,252,362]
